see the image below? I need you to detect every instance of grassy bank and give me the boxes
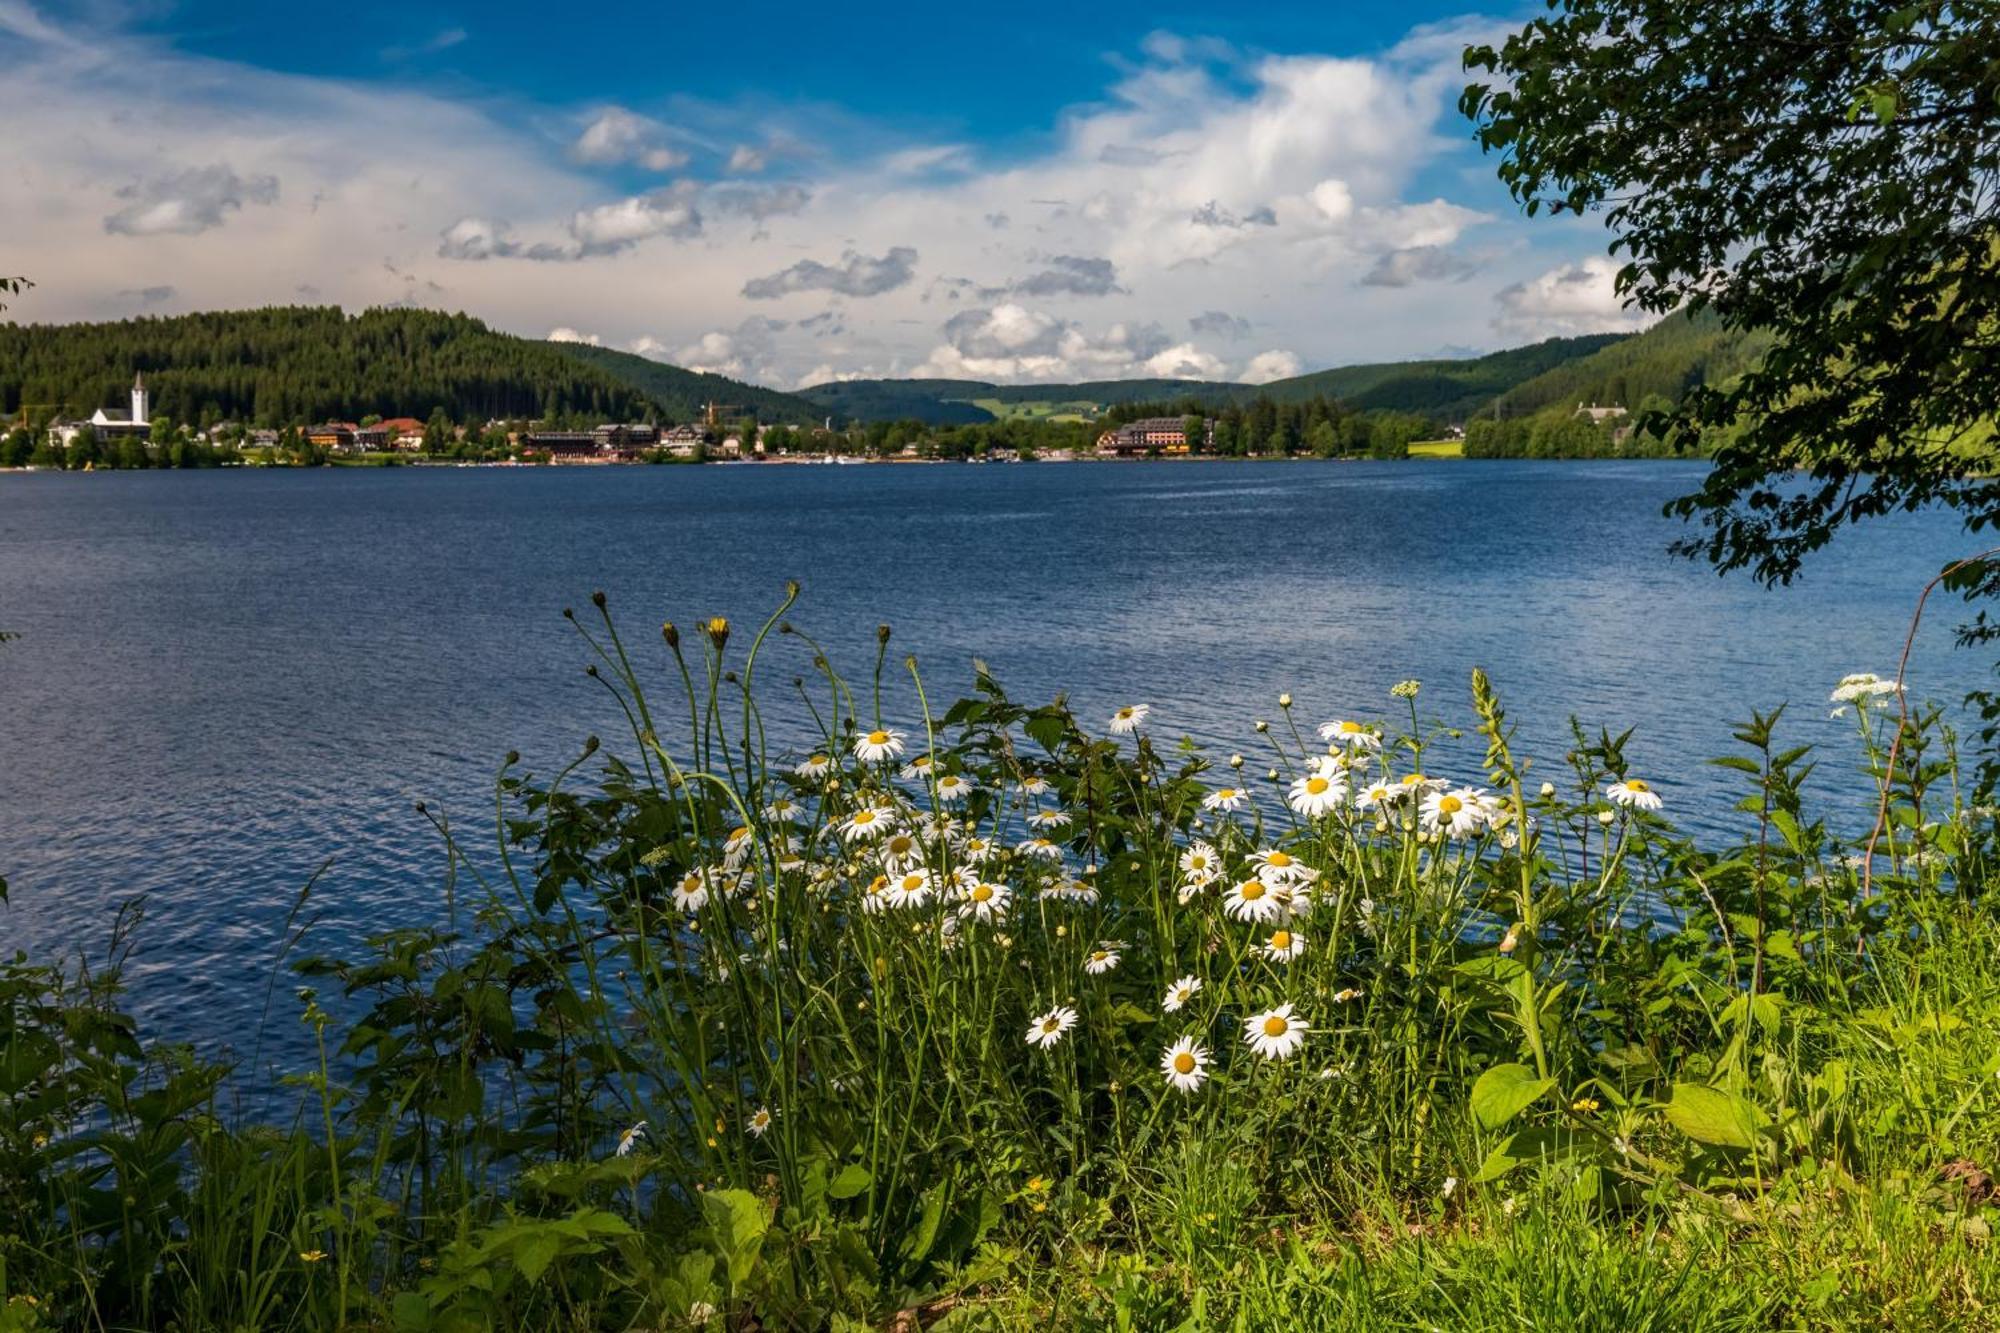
[3,596,1997,1331]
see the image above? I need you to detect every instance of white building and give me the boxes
[50,373,154,448]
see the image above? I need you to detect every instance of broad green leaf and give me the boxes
[701,1188,770,1288]
[1473,1126,1580,1182]
[515,1230,560,1284]
[1666,1083,1768,1150]
[1470,1062,1554,1129]
[829,1164,872,1200]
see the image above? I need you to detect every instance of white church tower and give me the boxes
[131,372,149,426]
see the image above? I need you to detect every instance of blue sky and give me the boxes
[1,0,1644,388]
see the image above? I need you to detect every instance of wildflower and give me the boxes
[1015,836,1065,863]
[1161,1036,1212,1094]
[886,868,933,909]
[1442,1177,1458,1199]
[1045,878,1099,905]
[1571,1097,1600,1114]
[794,753,833,780]
[1317,718,1382,752]
[703,616,730,649]
[722,824,755,865]
[616,1121,647,1157]
[1288,770,1347,818]
[859,874,891,914]
[1538,781,1557,799]
[1420,787,1486,839]
[1202,786,1248,812]
[899,754,935,780]
[1260,928,1306,963]
[1109,704,1151,734]
[1390,679,1421,699]
[853,728,907,762]
[1019,775,1051,797]
[747,1106,774,1137]
[840,805,897,842]
[1333,987,1363,1004]
[1244,1003,1309,1060]
[299,1250,328,1264]
[960,834,999,864]
[671,870,714,914]
[1026,1006,1079,1049]
[1163,975,1204,1012]
[1279,692,1293,708]
[1356,780,1396,811]
[959,879,1012,923]
[1830,672,1903,704]
[764,796,803,822]
[1252,848,1320,886]
[1028,809,1073,831]
[1395,772,1443,797]
[1606,778,1663,812]
[1083,945,1122,975]
[878,829,924,870]
[1178,841,1221,887]
[1224,876,1286,923]
[934,772,974,803]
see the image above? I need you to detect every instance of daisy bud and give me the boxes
[1278,693,1293,709]
[591,590,607,609]
[583,736,599,753]
[504,751,520,766]
[1597,809,1616,825]
[1539,782,1556,798]
[1266,769,1279,782]
[662,621,680,649]
[786,579,801,599]
[1499,924,1519,954]
[878,623,892,644]
[1055,925,1067,938]
[1230,754,1244,769]
[705,617,730,649]
[1255,720,1269,733]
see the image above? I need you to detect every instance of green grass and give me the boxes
[2,600,1994,1331]
[963,397,1100,422]
[1408,439,1465,458]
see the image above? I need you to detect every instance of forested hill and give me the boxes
[1490,309,1773,417]
[542,342,822,424]
[0,307,666,426]
[795,334,1632,425]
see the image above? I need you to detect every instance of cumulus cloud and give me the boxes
[571,107,687,172]
[1190,310,1252,338]
[915,303,1235,382]
[103,164,278,235]
[1362,244,1480,288]
[743,246,917,299]
[1493,255,1648,339]
[1007,255,1124,298]
[1190,199,1277,229]
[567,191,702,255]
[546,326,600,344]
[672,316,789,380]
[1239,350,1302,384]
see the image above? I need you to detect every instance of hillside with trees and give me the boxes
[1256,333,1630,416]
[1489,309,1773,418]
[0,307,666,428]
[542,342,823,424]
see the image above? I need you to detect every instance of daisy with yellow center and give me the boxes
[1317,718,1382,752]
[616,1120,648,1157]
[1244,1003,1309,1060]
[1108,704,1151,735]
[1178,841,1221,887]
[960,835,998,864]
[794,753,832,780]
[1015,836,1064,863]
[1606,777,1663,811]
[1162,974,1204,1012]
[1202,786,1248,812]
[746,1106,774,1137]
[958,879,1012,923]
[1288,769,1347,818]
[887,868,933,908]
[898,755,935,780]
[1083,945,1122,975]
[1224,876,1285,923]
[1019,775,1051,797]
[859,874,891,915]
[934,772,974,803]
[840,805,896,842]
[1027,809,1073,831]
[1252,848,1319,886]
[879,830,922,869]
[763,797,802,822]
[1026,1006,1078,1049]
[1260,928,1306,964]
[1160,1036,1211,1094]
[671,870,712,914]
[853,728,907,762]
[1356,780,1397,811]
[1420,787,1487,839]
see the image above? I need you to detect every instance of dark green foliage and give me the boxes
[0,306,661,427]
[545,341,825,425]
[1261,332,1631,416]
[1493,310,1776,419]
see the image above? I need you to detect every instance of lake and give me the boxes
[0,460,1976,1063]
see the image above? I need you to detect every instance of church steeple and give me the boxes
[131,371,149,425]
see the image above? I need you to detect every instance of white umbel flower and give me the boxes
[1026,1006,1079,1049]
[1244,1003,1309,1060]
[1831,672,1903,704]
[1162,974,1204,1012]
[853,728,907,762]
[1160,1036,1212,1094]
[1606,778,1663,811]
[1108,704,1151,734]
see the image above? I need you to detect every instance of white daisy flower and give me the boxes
[1045,878,1099,906]
[898,754,935,780]
[1420,788,1486,839]
[933,772,975,803]
[1356,780,1397,811]
[858,874,892,914]
[853,728,907,762]
[1108,704,1151,734]
[1202,786,1249,812]
[960,834,1000,865]
[1259,927,1306,964]
[878,828,924,871]
[763,796,803,822]
[1026,1006,1079,1049]
[671,869,714,914]
[1178,841,1222,886]
[840,805,897,842]
[1287,770,1347,818]
[1015,836,1065,863]
[722,824,755,863]
[1244,1003,1309,1060]
[746,1106,774,1137]
[1163,975,1204,1012]
[1333,987,1363,1004]
[1224,876,1287,923]
[886,868,933,909]
[1317,718,1382,752]
[1019,775,1051,797]
[1160,1036,1211,1094]
[793,753,833,780]
[1027,809,1073,831]
[1395,773,1445,798]
[1083,946,1122,976]
[615,1120,647,1157]
[958,879,1012,922]
[1252,849,1319,886]
[1606,778,1663,811]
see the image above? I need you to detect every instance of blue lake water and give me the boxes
[0,459,1978,1064]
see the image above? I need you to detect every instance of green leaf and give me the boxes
[1024,712,1067,753]
[515,1230,560,1285]
[1473,1126,1580,1182]
[701,1188,770,1289]
[1470,1062,1555,1129]
[829,1164,872,1200]
[1665,1083,1768,1150]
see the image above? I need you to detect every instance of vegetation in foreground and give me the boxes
[5,590,2000,1331]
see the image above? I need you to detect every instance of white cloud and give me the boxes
[1239,349,1302,383]
[743,247,918,300]
[572,107,687,172]
[727,145,766,174]
[104,163,278,235]
[546,326,600,344]
[1493,255,1648,339]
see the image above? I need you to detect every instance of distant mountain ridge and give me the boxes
[792,334,1636,425]
[541,342,823,424]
